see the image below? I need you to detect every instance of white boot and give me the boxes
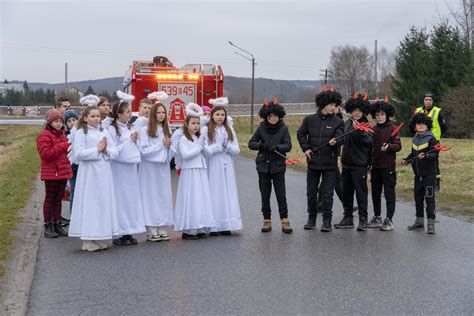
[81,240,101,252]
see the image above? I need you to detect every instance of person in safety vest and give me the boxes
[415,92,447,191]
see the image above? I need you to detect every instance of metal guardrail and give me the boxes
[0,103,317,117]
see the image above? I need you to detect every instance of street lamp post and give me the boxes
[228,41,255,133]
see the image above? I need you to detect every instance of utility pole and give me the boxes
[228,41,256,133]
[65,62,68,90]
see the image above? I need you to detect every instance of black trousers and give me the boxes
[370,168,397,219]
[414,175,436,220]
[342,167,368,218]
[307,168,337,220]
[258,172,288,220]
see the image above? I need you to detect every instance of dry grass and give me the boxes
[233,115,474,221]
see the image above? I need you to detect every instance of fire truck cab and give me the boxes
[123,56,224,129]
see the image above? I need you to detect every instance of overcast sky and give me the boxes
[1,0,453,83]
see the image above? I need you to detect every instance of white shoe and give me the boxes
[146,235,161,242]
[81,240,101,252]
[159,234,170,241]
[94,240,108,250]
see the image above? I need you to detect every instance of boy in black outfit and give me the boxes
[402,113,438,234]
[334,93,373,231]
[368,99,402,231]
[296,87,345,232]
[248,100,293,234]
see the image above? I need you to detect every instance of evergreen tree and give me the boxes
[85,86,95,95]
[23,80,30,92]
[3,79,9,84]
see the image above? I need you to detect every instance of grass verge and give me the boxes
[233,115,474,221]
[0,125,41,278]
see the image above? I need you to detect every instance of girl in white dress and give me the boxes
[68,106,119,252]
[202,98,243,236]
[174,103,215,240]
[108,97,145,246]
[138,102,174,242]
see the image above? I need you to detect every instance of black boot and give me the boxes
[321,219,332,232]
[60,216,70,227]
[334,215,354,229]
[53,222,68,237]
[44,222,59,238]
[304,214,317,230]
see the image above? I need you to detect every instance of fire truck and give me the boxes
[123,56,224,129]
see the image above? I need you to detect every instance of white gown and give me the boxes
[202,125,243,232]
[174,135,215,231]
[138,126,174,227]
[170,128,183,169]
[68,125,120,240]
[102,116,113,129]
[108,122,145,236]
[133,116,148,131]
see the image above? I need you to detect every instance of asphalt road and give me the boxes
[27,157,473,315]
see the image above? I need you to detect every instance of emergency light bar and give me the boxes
[155,73,201,80]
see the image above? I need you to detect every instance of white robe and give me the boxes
[102,116,113,129]
[174,135,215,231]
[108,122,145,236]
[67,125,78,164]
[68,125,120,240]
[133,116,148,131]
[138,126,174,227]
[170,128,183,169]
[202,125,243,232]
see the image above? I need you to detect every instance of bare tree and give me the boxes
[446,0,472,47]
[328,45,374,99]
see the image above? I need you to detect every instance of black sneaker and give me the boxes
[197,233,207,238]
[53,222,68,237]
[334,215,354,229]
[219,231,232,236]
[113,236,131,246]
[209,232,219,237]
[125,235,138,245]
[357,216,368,231]
[380,218,394,231]
[367,216,383,228]
[60,217,70,227]
[321,220,332,232]
[182,233,199,240]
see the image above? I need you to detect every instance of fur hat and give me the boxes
[370,97,395,118]
[209,97,229,107]
[63,110,79,123]
[47,109,64,125]
[186,103,203,117]
[147,91,168,102]
[116,90,135,103]
[315,86,342,108]
[79,94,100,107]
[409,112,433,132]
[259,98,286,119]
[344,92,371,115]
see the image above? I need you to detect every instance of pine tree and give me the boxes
[85,86,95,95]
[392,26,433,126]
[23,80,30,92]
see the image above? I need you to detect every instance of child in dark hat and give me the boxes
[296,86,345,232]
[402,113,439,234]
[248,98,293,234]
[368,98,402,231]
[334,92,373,231]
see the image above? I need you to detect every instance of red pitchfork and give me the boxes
[312,122,374,153]
[404,144,453,163]
[273,150,304,165]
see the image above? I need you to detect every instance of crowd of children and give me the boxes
[36,88,443,251]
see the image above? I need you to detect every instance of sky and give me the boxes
[0,0,453,83]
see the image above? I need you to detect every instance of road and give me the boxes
[26,157,473,315]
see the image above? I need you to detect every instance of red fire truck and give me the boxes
[123,56,224,129]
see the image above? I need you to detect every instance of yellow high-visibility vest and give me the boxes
[416,106,442,140]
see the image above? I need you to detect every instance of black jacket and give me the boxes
[341,116,373,169]
[248,120,292,174]
[404,131,439,176]
[296,112,344,170]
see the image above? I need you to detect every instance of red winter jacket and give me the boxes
[36,126,72,181]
